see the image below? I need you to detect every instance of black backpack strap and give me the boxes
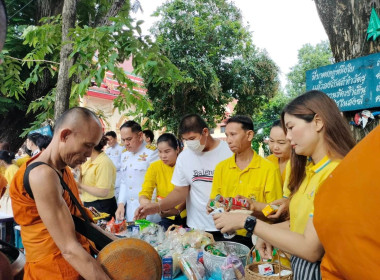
[23,161,112,250]
[72,215,112,251]
[23,162,46,199]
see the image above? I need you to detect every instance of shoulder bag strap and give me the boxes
[23,162,112,250]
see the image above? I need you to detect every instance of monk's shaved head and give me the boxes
[0,0,7,52]
[51,107,103,168]
[54,107,102,133]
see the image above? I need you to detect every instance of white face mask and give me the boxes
[186,138,205,153]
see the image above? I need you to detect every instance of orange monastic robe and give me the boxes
[0,173,6,198]
[314,125,380,280]
[10,156,93,280]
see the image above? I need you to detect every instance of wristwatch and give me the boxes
[244,216,257,237]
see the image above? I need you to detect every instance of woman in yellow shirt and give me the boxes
[79,136,117,220]
[0,150,19,215]
[139,133,186,230]
[266,120,292,220]
[266,120,291,183]
[212,91,355,280]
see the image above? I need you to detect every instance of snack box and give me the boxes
[162,256,173,279]
[262,204,279,217]
[258,263,274,275]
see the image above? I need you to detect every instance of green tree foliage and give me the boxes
[0,0,184,149]
[286,40,333,97]
[143,0,279,133]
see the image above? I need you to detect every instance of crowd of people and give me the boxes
[0,84,379,280]
[0,86,378,280]
[0,133,52,215]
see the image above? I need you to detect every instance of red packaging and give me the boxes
[106,217,126,233]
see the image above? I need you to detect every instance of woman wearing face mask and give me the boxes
[0,150,19,215]
[266,120,292,183]
[212,91,355,280]
[138,133,186,230]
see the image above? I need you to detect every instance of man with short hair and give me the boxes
[135,114,232,233]
[10,107,111,280]
[142,129,155,146]
[115,120,158,221]
[105,131,123,200]
[209,115,282,246]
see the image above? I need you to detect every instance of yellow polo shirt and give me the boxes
[139,160,186,219]
[4,164,19,185]
[211,151,282,236]
[15,155,30,167]
[283,161,291,198]
[266,154,288,183]
[289,156,340,234]
[81,152,116,202]
[211,150,282,203]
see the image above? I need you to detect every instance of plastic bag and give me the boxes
[221,254,245,280]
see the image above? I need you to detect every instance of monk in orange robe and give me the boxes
[10,107,112,280]
[0,173,6,199]
[314,124,380,279]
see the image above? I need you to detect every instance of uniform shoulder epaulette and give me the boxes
[122,148,128,153]
[146,144,157,151]
[119,143,124,147]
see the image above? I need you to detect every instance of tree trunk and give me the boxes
[314,0,380,142]
[54,0,77,121]
[0,0,63,151]
[37,0,64,22]
[95,0,127,26]
[314,0,380,62]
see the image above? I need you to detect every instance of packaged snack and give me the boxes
[179,254,205,280]
[212,194,250,212]
[221,254,245,280]
[106,217,126,233]
[135,219,152,230]
[96,219,107,231]
[179,257,197,280]
[262,204,279,217]
[162,256,173,280]
[258,263,274,276]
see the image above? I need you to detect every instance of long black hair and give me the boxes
[281,90,355,197]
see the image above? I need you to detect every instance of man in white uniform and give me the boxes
[105,131,124,200]
[115,121,158,221]
[135,114,232,233]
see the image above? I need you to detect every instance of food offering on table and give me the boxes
[96,219,108,231]
[262,204,279,217]
[87,206,110,221]
[158,225,214,279]
[209,194,251,212]
[105,217,126,234]
[221,254,245,280]
[209,194,252,239]
[178,249,206,280]
[104,220,214,279]
[203,241,249,280]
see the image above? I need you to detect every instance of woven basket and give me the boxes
[245,246,292,280]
